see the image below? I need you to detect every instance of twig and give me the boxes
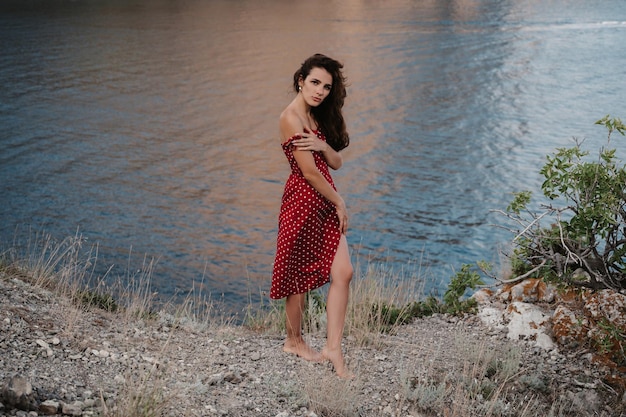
[512,211,552,242]
[496,260,548,285]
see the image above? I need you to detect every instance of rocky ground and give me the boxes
[1,271,625,417]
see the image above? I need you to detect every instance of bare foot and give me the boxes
[322,347,354,379]
[283,337,323,362]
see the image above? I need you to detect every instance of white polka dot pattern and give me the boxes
[270,130,341,299]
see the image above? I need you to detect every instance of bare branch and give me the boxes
[556,220,582,265]
[494,259,548,285]
[513,211,552,243]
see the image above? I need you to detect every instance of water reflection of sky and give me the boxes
[0,0,625,313]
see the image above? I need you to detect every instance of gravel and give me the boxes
[1,273,624,417]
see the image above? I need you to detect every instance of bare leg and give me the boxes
[283,293,322,362]
[322,235,354,378]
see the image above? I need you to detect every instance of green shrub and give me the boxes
[503,115,626,291]
[442,263,485,314]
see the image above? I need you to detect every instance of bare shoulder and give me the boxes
[279,107,304,142]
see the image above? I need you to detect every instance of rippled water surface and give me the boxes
[1,0,625,313]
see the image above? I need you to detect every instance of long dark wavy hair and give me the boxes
[293,53,349,151]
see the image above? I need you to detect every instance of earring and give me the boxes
[298,85,302,92]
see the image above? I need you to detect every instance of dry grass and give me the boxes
[397,334,536,417]
[102,364,174,417]
[0,230,227,416]
[244,292,287,333]
[300,369,360,417]
[346,261,426,348]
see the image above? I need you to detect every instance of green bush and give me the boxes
[504,115,626,291]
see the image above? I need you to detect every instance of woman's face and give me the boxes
[299,67,332,107]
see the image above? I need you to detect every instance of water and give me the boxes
[1,0,625,315]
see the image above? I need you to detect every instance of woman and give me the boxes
[270,53,354,378]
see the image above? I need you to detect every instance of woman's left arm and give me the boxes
[320,145,343,170]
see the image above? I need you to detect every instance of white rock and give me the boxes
[536,333,556,350]
[472,288,493,304]
[505,302,555,350]
[477,306,506,329]
[36,339,50,349]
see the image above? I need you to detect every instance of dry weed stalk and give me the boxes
[346,262,425,348]
[300,366,361,417]
[101,363,178,417]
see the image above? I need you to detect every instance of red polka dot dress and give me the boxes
[270,129,341,299]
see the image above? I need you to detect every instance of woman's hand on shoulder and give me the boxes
[280,114,343,169]
[279,110,329,150]
[290,127,329,152]
[279,112,323,151]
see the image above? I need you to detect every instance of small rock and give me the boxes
[61,401,84,416]
[207,373,224,385]
[39,399,60,415]
[35,339,50,349]
[224,371,242,384]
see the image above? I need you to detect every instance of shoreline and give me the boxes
[1,271,625,417]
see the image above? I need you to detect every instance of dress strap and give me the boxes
[281,134,301,148]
